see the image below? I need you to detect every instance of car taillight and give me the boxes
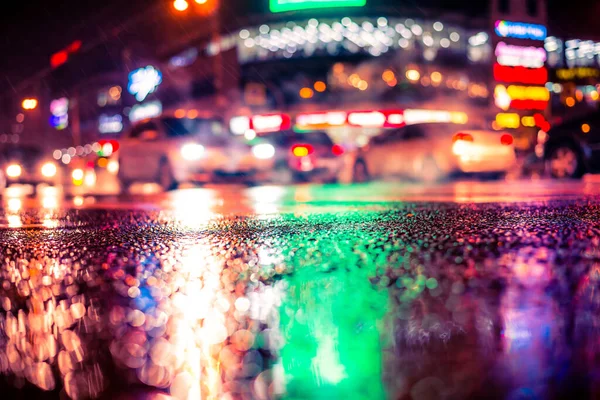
[331,144,345,156]
[452,132,473,143]
[500,134,514,145]
[291,144,314,157]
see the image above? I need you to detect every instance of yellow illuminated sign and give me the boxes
[521,116,536,127]
[556,68,600,80]
[506,85,549,101]
[495,113,520,129]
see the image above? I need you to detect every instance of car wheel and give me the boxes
[420,155,442,183]
[157,160,178,191]
[486,172,506,181]
[119,179,132,194]
[272,162,294,185]
[352,159,369,183]
[0,171,6,194]
[547,144,583,179]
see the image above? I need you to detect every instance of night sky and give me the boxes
[0,0,598,94]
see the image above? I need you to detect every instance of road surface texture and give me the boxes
[1,180,600,400]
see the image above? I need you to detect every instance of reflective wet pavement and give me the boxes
[1,181,600,399]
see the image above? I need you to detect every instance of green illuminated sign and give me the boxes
[269,0,366,13]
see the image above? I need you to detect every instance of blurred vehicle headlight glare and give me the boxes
[452,141,469,156]
[85,170,96,187]
[41,162,57,178]
[6,164,21,178]
[72,168,84,181]
[107,160,119,174]
[181,143,205,161]
[252,143,275,159]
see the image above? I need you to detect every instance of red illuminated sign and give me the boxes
[510,100,548,110]
[534,113,551,132]
[50,40,83,69]
[66,40,82,53]
[50,51,68,69]
[250,113,291,133]
[98,139,120,153]
[493,64,548,85]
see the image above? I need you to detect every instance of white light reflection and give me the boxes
[171,189,219,227]
[7,198,22,213]
[247,186,286,217]
[42,195,58,210]
[7,215,22,228]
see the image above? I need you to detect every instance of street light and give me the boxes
[22,98,38,110]
[175,0,216,15]
[174,0,189,11]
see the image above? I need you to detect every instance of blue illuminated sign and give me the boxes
[128,66,163,102]
[495,20,547,41]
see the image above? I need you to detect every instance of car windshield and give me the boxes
[261,131,333,147]
[162,117,225,138]
[1,146,42,162]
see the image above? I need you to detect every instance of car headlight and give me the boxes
[6,164,21,178]
[452,140,469,156]
[41,162,57,178]
[181,143,205,161]
[252,143,275,159]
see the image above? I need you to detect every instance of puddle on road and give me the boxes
[0,204,598,399]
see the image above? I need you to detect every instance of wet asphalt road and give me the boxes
[2,180,600,399]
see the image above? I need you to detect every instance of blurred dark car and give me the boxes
[255,130,345,184]
[543,110,600,178]
[0,145,61,187]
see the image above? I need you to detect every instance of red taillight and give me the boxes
[291,144,314,157]
[331,144,345,156]
[500,134,514,145]
[452,132,473,143]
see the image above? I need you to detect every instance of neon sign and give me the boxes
[129,100,163,122]
[494,85,549,111]
[495,113,520,129]
[99,114,123,134]
[49,98,69,130]
[505,85,550,101]
[495,20,547,41]
[347,110,406,128]
[269,0,366,13]
[403,110,468,125]
[510,100,548,110]
[495,42,546,68]
[251,114,292,133]
[296,111,347,129]
[128,66,162,102]
[493,64,548,85]
[229,116,251,135]
[556,67,600,80]
[345,109,467,127]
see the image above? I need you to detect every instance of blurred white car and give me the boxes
[352,122,517,182]
[118,115,274,190]
[0,146,61,188]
